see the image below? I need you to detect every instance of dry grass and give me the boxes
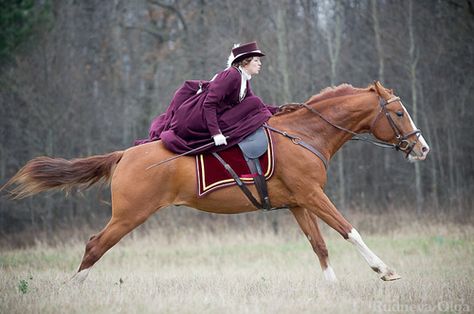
[0,213,473,313]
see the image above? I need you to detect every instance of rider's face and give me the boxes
[243,57,262,76]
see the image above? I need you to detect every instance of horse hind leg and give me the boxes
[71,213,149,284]
[290,206,337,282]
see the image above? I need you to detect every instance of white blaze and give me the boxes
[400,101,430,158]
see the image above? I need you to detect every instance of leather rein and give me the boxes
[269,95,422,166]
[301,96,421,157]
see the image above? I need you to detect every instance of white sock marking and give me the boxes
[72,268,90,284]
[323,265,337,282]
[347,228,388,275]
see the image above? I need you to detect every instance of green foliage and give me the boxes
[18,279,28,294]
[0,0,52,63]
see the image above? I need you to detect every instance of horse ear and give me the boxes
[373,81,390,98]
[373,80,382,94]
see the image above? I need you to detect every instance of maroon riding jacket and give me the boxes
[134,66,277,154]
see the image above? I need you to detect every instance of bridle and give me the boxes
[370,96,421,157]
[299,95,422,158]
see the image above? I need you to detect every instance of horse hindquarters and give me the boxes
[73,144,180,283]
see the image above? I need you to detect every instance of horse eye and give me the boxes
[396,111,404,117]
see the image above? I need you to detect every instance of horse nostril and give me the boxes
[422,146,429,153]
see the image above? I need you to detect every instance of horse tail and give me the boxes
[1,151,124,199]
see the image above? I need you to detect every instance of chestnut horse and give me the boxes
[2,81,429,283]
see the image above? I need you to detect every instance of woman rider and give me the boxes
[134,41,278,154]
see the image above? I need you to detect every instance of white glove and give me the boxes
[213,134,227,146]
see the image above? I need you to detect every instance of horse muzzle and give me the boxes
[407,134,430,161]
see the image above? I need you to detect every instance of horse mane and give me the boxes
[274,103,305,115]
[275,83,375,116]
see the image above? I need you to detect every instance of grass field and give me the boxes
[1,212,473,313]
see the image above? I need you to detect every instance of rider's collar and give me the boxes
[238,66,252,80]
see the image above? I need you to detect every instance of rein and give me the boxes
[298,95,421,157]
[146,95,421,171]
[300,102,395,150]
[264,124,329,169]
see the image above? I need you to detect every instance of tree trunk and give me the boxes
[371,0,392,174]
[371,0,384,83]
[276,2,291,103]
[408,0,423,214]
[324,2,345,210]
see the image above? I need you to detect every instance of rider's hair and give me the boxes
[232,56,254,68]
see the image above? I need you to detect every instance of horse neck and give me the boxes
[276,92,379,160]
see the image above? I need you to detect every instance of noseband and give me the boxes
[300,95,422,158]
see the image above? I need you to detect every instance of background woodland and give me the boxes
[1,0,473,239]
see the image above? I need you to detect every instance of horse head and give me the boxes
[370,81,430,161]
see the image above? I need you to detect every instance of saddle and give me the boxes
[211,126,283,211]
[196,124,327,210]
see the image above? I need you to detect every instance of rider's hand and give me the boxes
[213,134,227,146]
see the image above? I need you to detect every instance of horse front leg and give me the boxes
[290,206,337,282]
[297,188,401,281]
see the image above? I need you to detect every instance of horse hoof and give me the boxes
[381,270,401,281]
